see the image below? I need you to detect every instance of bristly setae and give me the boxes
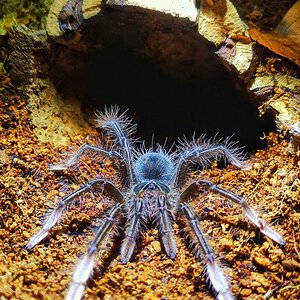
[26,106,285,300]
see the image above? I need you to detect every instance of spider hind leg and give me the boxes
[66,203,123,300]
[179,203,234,300]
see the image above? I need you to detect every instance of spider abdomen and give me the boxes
[134,152,174,183]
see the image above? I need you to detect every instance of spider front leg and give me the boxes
[66,202,123,300]
[49,144,123,171]
[156,194,177,259]
[120,194,177,264]
[182,180,285,245]
[179,202,234,300]
[120,197,144,263]
[25,179,123,249]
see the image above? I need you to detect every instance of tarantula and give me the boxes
[26,106,285,300]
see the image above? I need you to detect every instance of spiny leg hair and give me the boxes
[174,136,250,187]
[96,105,137,185]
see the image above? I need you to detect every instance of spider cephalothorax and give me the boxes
[26,106,285,300]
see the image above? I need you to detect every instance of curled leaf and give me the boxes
[249,0,300,66]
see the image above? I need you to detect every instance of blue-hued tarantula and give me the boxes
[26,106,285,300]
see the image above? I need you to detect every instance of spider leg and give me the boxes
[96,106,136,185]
[174,141,249,187]
[49,144,123,171]
[179,202,234,300]
[180,180,285,245]
[66,202,123,300]
[156,194,177,259]
[120,197,143,263]
[25,179,123,249]
[188,145,247,169]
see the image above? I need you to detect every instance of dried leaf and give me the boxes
[248,1,300,66]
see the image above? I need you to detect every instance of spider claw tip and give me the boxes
[241,163,252,171]
[49,164,67,171]
[120,258,129,264]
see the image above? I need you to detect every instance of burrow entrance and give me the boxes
[48,5,275,151]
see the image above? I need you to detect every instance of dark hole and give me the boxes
[49,6,275,153]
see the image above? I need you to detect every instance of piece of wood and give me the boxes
[249,0,300,67]
[7,0,300,146]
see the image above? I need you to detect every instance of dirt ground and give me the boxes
[0,81,299,300]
